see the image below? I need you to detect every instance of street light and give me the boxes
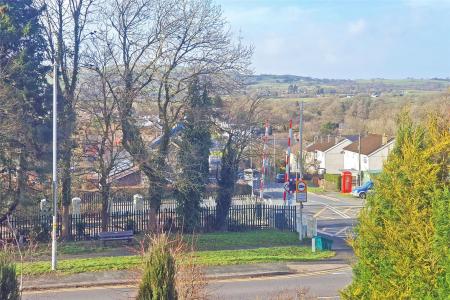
[51,62,58,271]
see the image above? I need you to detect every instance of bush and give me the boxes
[342,113,450,299]
[125,219,136,233]
[137,235,177,300]
[324,173,341,191]
[76,222,85,238]
[0,253,20,300]
[31,222,50,243]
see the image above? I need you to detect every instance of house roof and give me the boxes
[343,134,395,156]
[305,137,350,152]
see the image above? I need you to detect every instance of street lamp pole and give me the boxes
[51,62,58,271]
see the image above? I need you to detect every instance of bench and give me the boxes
[98,230,133,245]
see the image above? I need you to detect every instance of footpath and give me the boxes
[22,250,354,292]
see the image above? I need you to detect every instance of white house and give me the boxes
[300,135,358,174]
[343,134,395,174]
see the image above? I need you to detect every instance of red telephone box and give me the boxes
[341,171,352,193]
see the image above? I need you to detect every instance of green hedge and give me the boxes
[324,174,341,191]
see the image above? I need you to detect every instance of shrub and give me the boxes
[125,219,136,233]
[0,253,20,300]
[137,235,177,300]
[76,222,85,238]
[324,173,341,191]
[341,113,450,299]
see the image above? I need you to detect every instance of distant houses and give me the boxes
[301,133,394,179]
[343,133,395,175]
[303,135,358,174]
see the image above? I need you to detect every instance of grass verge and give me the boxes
[186,230,303,251]
[21,246,334,276]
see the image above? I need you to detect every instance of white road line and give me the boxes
[317,202,351,219]
[313,207,328,218]
[317,229,334,237]
[333,226,349,237]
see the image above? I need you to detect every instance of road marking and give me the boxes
[317,229,333,237]
[313,201,351,219]
[333,226,349,237]
[313,207,328,218]
[342,208,352,214]
[212,266,352,283]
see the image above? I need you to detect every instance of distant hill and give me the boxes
[243,74,450,94]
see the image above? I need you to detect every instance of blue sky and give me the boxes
[216,0,450,79]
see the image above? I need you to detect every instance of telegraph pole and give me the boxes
[358,133,361,186]
[51,62,58,271]
[297,101,304,240]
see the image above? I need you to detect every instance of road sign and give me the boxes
[284,182,290,192]
[297,181,306,192]
[296,179,307,202]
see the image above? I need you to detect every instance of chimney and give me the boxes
[382,133,388,145]
[327,135,330,143]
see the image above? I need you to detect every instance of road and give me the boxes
[23,268,352,300]
[23,186,360,300]
[263,182,363,244]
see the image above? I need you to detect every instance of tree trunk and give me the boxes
[145,164,164,232]
[61,147,72,239]
[215,187,232,231]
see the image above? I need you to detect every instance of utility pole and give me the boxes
[296,101,304,240]
[273,137,276,183]
[51,62,58,271]
[358,133,361,186]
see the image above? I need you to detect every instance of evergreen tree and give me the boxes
[0,0,51,220]
[175,79,212,233]
[342,112,449,299]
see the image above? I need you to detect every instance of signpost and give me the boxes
[296,179,307,202]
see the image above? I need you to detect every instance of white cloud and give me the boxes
[347,19,367,36]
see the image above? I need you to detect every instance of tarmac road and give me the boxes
[23,267,352,300]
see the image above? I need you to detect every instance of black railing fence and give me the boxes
[0,204,296,241]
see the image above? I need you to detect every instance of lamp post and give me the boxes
[51,62,58,271]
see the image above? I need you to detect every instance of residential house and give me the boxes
[343,133,395,178]
[298,135,358,174]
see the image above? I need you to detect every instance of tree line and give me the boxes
[0,0,260,234]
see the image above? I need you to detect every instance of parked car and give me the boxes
[352,180,374,199]
[276,173,285,183]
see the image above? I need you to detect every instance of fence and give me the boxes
[0,204,297,241]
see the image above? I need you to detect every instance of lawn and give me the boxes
[188,230,303,251]
[20,246,334,276]
[18,230,334,276]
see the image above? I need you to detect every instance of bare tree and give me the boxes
[84,0,251,230]
[39,0,95,237]
[214,95,263,230]
[77,67,123,231]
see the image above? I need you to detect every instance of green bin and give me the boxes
[314,236,333,251]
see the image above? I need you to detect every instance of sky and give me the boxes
[216,0,450,79]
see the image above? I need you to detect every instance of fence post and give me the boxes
[133,194,144,212]
[296,204,303,240]
[40,199,51,216]
[72,197,81,216]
